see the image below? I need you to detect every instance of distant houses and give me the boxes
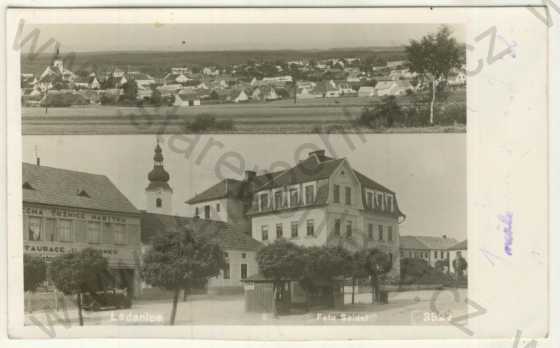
[20,51,464,108]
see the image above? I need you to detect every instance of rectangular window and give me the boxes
[345,221,352,238]
[216,203,220,212]
[114,224,127,244]
[260,193,269,211]
[276,223,283,239]
[291,222,298,238]
[305,185,315,205]
[195,207,199,218]
[289,189,299,207]
[45,218,57,242]
[241,264,248,279]
[223,263,230,279]
[242,252,246,259]
[87,221,101,243]
[367,192,373,208]
[388,226,393,241]
[368,223,374,239]
[28,217,42,241]
[378,225,384,241]
[376,193,383,210]
[274,191,283,209]
[334,219,341,236]
[345,187,352,205]
[204,205,210,219]
[434,250,438,259]
[333,184,340,203]
[57,219,72,242]
[261,225,269,241]
[306,219,314,237]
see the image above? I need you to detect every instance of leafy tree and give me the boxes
[354,248,392,304]
[360,96,402,128]
[24,254,46,292]
[50,248,109,326]
[141,227,225,325]
[299,246,353,308]
[150,88,162,106]
[209,90,220,100]
[349,250,370,304]
[121,79,138,101]
[452,253,468,280]
[256,240,306,316]
[406,25,463,124]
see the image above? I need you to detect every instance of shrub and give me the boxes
[400,257,454,285]
[359,96,402,128]
[188,114,234,132]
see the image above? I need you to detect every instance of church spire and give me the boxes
[147,140,171,189]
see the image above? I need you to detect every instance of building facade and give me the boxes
[22,162,142,297]
[187,149,406,278]
[399,235,460,271]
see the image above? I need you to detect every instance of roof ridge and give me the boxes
[23,162,106,178]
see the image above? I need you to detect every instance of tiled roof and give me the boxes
[448,240,467,250]
[400,236,459,250]
[22,162,139,215]
[140,212,262,251]
[186,171,284,205]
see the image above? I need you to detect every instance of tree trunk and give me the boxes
[370,276,375,304]
[293,80,297,104]
[371,273,380,304]
[430,78,437,124]
[272,283,278,318]
[351,277,356,305]
[77,293,84,326]
[183,287,188,302]
[169,288,180,325]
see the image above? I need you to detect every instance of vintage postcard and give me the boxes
[3,6,551,343]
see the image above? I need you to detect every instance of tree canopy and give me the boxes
[23,254,47,292]
[141,227,226,324]
[256,239,306,282]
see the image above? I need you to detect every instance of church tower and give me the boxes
[145,140,173,214]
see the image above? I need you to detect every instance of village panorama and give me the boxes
[20,26,466,135]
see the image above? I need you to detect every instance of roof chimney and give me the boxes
[244,170,256,182]
[309,149,326,162]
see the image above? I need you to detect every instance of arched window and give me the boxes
[156,198,162,208]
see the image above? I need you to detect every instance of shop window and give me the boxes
[45,218,56,242]
[57,219,72,242]
[28,217,42,241]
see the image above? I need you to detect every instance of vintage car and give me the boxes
[81,289,132,311]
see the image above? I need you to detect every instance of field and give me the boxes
[22,92,466,135]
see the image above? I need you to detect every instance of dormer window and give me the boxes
[22,182,34,190]
[259,192,269,211]
[77,189,90,198]
[304,185,315,205]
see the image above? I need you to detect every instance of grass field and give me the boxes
[22,92,466,134]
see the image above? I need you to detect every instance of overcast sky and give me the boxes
[23,134,466,241]
[24,23,465,52]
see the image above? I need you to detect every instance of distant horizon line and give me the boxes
[21,45,411,56]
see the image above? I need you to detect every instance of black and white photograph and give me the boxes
[4,6,551,343]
